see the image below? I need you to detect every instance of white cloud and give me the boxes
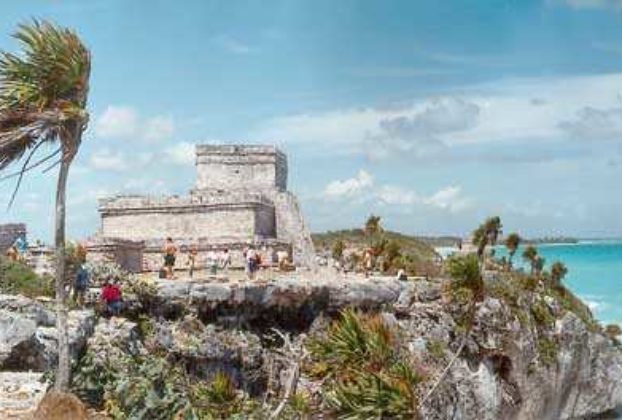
[376,185,419,205]
[95,106,137,138]
[324,170,373,198]
[365,97,479,160]
[322,171,472,213]
[143,116,175,142]
[252,73,622,161]
[94,106,175,143]
[164,142,196,166]
[559,105,622,140]
[89,149,129,172]
[423,186,472,213]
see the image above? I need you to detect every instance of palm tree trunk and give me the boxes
[54,157,71,391]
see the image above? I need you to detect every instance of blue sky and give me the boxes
[2,0,622,241]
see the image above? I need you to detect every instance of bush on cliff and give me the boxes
[0,256,53,297]
[307,309,425,419]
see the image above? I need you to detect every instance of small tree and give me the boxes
[332,239,345,261]
[550,261,568,287]
[472,216,503,259]
[0,21,91,391]
[522,245,538,274]
[364,214,382,237]
[447,254,483,296]
[504,233,521,269]
[534,255,545,277]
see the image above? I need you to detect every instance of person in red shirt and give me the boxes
[101,277,123,316]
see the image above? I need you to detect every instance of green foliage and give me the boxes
[332,239,345,260]
[473,216,503,257]
[426,339,446,360]
[548,285,598,331]
[531,300,555,328]
[311,229,437,271]
[504,233,521,256]
[0,256,53,297]
[550,261,568,286]
[537,337,558,367]
[190,371,241,418]
[364,215,383,237]
[308,309,424,419]
[522,245,538,273]
[447,254,483,296]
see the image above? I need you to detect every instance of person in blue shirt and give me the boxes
[13,234,28,262]
[74,264,90,307]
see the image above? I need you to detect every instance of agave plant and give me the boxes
[0,20,90,390]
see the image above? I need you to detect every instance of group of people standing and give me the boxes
[160,237,291,281]
[73,262,123,317]
[161,237,232,279]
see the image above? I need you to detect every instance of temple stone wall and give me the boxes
[101,204,276,241]
[94,143,314,271]
[85,238,144,273]
[195,145,287,192]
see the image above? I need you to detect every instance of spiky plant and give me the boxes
[504,233,521,269]
[0,20,91,390]
[447,253,483,297]
[522,245,539,275]
[308,309,424,419]
[550,261,568,287]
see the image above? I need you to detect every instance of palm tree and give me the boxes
[550,261,568,287]
[504,233,521,269]
[534,255,545,277]
[0,21,91,391]
[364,214,382,237]
[472,216,503,260]
[522,245,538,275]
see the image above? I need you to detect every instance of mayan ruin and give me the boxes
[88,144,315,272]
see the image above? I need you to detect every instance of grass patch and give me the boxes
[537,337,558,367]
[0,257,53,297]
[426,339,446,360]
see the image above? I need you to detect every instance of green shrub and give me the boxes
[0,257,53,297]
[446,254,483,297]
[537,337,558,367]
[308,309,424,419]
[426,339,446,360]
[531,300,555,328]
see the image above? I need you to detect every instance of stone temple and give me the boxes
[88,144,314,272]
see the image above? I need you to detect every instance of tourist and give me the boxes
[188,246,198,278]
[396,269,408,281]
[245,247,258,280]
[74,263,90,307]
[207,249,218,275]
[363,249,373,278]
[13,234,28,262]
[5,245,18,262]
[277,250,289,271]
[219,248,231,273]
[162,237,178,279]
[101,278,122,317]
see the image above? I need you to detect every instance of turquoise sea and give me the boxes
[501,241,622,327]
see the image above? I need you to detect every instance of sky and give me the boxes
[2,0,622,241]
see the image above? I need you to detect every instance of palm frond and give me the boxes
[0,20,90,204]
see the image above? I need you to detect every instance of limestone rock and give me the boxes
[0,372,48,419]
[0,295,95,371]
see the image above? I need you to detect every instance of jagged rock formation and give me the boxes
[1,275,620,418]
[0,294,95,371]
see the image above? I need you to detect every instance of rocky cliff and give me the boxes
[1,273,620,419]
